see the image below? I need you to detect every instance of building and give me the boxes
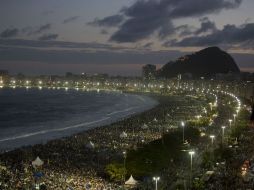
[142,64,156,80]
[0,70,9,82]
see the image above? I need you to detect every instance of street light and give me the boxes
[210,135,215,145]
[221,126,225,143]
[189,151,195,188]
[229,119,232,127]
[123,151,127,185]
[153,176,160,190]
[181,121,185,144]
[188,151,195,171]
[209,102,213,111]
[233,114,236,123]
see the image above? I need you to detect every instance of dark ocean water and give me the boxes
[0,88,158,150]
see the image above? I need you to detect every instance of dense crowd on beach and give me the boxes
[0,93,207,190]
[8,86,249,190]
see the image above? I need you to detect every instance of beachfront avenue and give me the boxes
[0,77,253,190]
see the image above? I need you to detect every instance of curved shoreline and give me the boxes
[0,90,218,189]
[0,90,158,151]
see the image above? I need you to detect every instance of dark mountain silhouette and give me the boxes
[157,47,240,78]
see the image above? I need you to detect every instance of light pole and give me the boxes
[229,119,232,128]
[189,151,195,188]
[233,114,236,124]
[181,121,185,144]
[153,177,160,190]
[188,151,195,171]
[123,151,126,185]
[210,135,215,146]
[209,102,213,111]
[221,126,225,143]
[209,135,215,163]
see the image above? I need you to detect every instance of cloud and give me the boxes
[174,25,194,37]
[0,39,125,51]
[0,46,183,66]
[0,28,19,38]
[100,29,108,35]
[169,0,242,18]
[110,16,168,42]
[0,24,51,38]
[0,39,183,66]
[194,17,217,35]
[172,18,217,37]
[0,38,159,55]
[167,23,254,47]
[88,14,124,27]
[63,16,79,24]
[33,23,51,34]
[38,34,58,41]
[0,48,251,75]
[158,21,175,39]
[1,38,252,75]
[102,0,242,42]
[143,42,154,49]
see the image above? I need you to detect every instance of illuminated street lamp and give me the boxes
[229,119,232,127]
[233,114,236,123]
[123,151,127,184]
[181,121,185,144]
[188,151,195,171]
[188,150,195,188]
[209,102,213,111]
[153,177,160,190]
[210,135,215,145]
[221,126,225,143]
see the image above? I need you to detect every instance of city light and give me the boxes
[210,135,215,145]
[229,119,232,127]
[123,151,127,184]
[233,114,236,123]
[153,177,160,190]
[181,121,185,144]
[188,151,195,171]
[221,126,226,143]
[0,71,250,189]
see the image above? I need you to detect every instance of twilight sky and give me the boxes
[0,0,254,76]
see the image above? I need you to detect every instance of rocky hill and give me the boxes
[157,47,240,78]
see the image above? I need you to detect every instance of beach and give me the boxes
[0,88,158,151]
[0,92,208,189]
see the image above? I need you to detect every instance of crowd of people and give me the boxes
[0,92,210,190]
